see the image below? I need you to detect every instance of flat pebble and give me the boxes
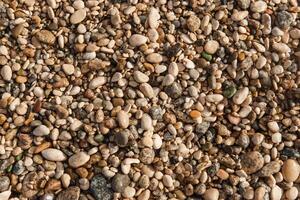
[282,159,300,182]
[33,125,50,136]
[62,64,75,75]
[70,9,86,24]
[129,34,148,47]
[134,71,149,83]
[42,148,67,161]
[68,152,90,168]
[89,76,106,89]
[141,114,153,130]
[204,40,219,54]
[146,53,162,63]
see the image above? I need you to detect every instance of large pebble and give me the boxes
[70,9,86,24]
[68,152,90,168]
[62,64,75,75]
[233,87,249,105]
[203,188,219,200]
[89,76,106,89]
[272,43,291,53]
[231,10,248,21]
[35,30,56,45]
[241,151,264,174]
[134,71,149,83]
[139,83,154,98]
[141,114,153,130]
[204,40,219,54]
[282,159,300,182]
[42,148,67,161]
[259,161,281,177]
[56,187,80,200]
[112,174,130,193]
[129,34,147,47]
[33,125,50,136]
[117,110,129,128]
[206,94,224,103]
[162,175,173,188]
[90,175,113,200]
[250,1,267,13]
[1,66,12,81]
[187,15,200,32]
[271,185,282,200]
[146,53,162,63]
[0,176,10,192]
[148,8,160,29]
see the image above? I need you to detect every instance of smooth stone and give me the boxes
[0,190,10,200]
[33,125,50,136]
[162,175,173,187]
[148,7,160,29]
[141,114,153,130]
[206,94,224,103]
[56,187,80,200]
[204,40,219,54]
[250,1,267,13]
[115,131,129,147]
[241,151,264,174]
[122,186,136,198]
[0,176,10,192]
[231,10,248,21]
[129,34,148,47]
[259,161,281,177]
[271,185,282,200]
[187,15,201,32]
[35,30,56,45]
[285,187,298,200]
[70,9,86,24]
[89,77,106,89]
[233,87,249,105]
[62,64,75,75]
[146,53,162,63]
[68,152,90,168]
[42,148,67,161]
[112,174,130,193]
[203,188,219,200]
[117,110,129,128]
[133,71,149,83]
[272,43,291,53]
[282,159,300,182]
[1,66,12,81]
[139,83,154,98]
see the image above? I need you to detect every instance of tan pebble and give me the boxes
[206,94,224,103]
[285,186,298,200]
[89,76,106,89]
[139,83,154,98]
[203,188,219,200]
[271,185,282,200]
[138,189,150,200]
[141,114,153,130]
[216,169,229,180]
[254,186,266,200]
[148,7,160,29]
[1,65,12,81]
[204,40,219,54]
[162,175,173,188]
[187,15,201,32]
[68,152,90,168]
[61,174,71,188]
[42,148,67,161]
[146,53,162,63]
[250,1,267,13]
[282,159,300,182]
[117,110,129,128]
[129,34,148,47]
[62,64,75,75]
[35,30,56,45]
[70,9,87,24]
[233,87,249,105]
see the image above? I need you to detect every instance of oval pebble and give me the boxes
[42,148,67,161]
[129,34,148,47]
[70,9,86,24]
[282,159,300,182]
[68,152,90,168]
[233,87,249,105]
[33,125,50,136]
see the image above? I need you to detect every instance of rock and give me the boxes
[115,131,128,147]
[46,0,57,8]
[35,30,56,45]
[89,76,106,89]
[129,34,148,47]
[139,83,154,98]
[148,7,160,29]
[22,172,39,198]
[259,161,281,177]
[271,185,282,200]
[141,114,153,130]
[282,159,300,182]
[237,0,250,9]
[140,148,155,164]
[90,175,113,200]
[0,176,10,192]
[133,71,149,83]
[285,187,298,200]
[33,125,50,136]
[138,190,150,200]
[204,40,219,54]
[0,65,12,81]
[61,174,71,188]
[62,64,75,75]
[241,151,264,174]
[70,119,83,131]
[42,148,67,161]
[56,187,80,200]
[290,29,300,39]
[203,188,219,200]
[162,175,173,187]
[68,152,90,168]
[187,15,200,32]
[70,9,87,24]
[0,190,10,200]
[250,1,267,13]
[12,24,24,38]
[267,121,279,132]
[112,174,130,193]
[146,53,162,63]
[164,82,182,98]
[231,10,249,21]
[276,11,294,29]
[272,43,291,53]
[117,110,129,128]
[233,87,249,105]
[206,94,224,103]
[122,186,136,198]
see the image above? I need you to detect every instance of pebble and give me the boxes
[231,11,248,21]
[237,0,250,9]
[162,175,173,188]
[272,43,291,53]
[61,174,71,188]
[203,188,219,200]
[0,176,10,192]
[62,64,75,75]
[241,151,264,174]
[146,53,163,63]
[204,40,219,54]
[112,174,130,193]
[139,83,154,98]
[129,34,148,47]
[70,9,86,24]
[42,148,67,161]
[90,175,113,200]
[148,8,160,29]
[0,66,12,81]
[282,159,300,182]
[250,1,267,13]
[233,87,249,105]
[68,152,90,168]
[276,11,294,29]
[117,110,129,128]
[141,114,153,130]
[33,125,50,136]
[35,30,56,45]
[89,76,107,89]
[56,187,80,200]
[290,29,300,39]
[285,187,298,200]
[271,132,282,143]
[259,161,281,177]
[115,131,128,147]
[123,186,136,198]
[271,185,282,200]
[187,15,201,32]
[164,82,182,98]
[206,94,224,103]
[0,190,11,200]
[133,71,149,83]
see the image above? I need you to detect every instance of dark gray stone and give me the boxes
[90,175,113,200]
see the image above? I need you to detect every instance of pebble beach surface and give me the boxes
[0,0,299,199]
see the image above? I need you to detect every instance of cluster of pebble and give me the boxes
[0,0,299,199]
